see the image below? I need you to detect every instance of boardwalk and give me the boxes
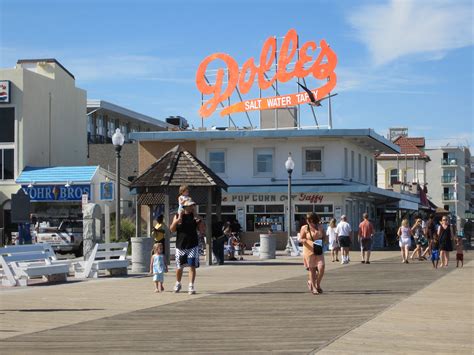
[0,252,472,354]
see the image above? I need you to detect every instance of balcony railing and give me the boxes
[441,176,455,183]
[442,193,456,201]
[441,158,457,166]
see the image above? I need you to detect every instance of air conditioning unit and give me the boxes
[166,116,189,130]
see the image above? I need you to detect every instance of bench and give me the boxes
[74,242,129,278]
[0,245,69,287]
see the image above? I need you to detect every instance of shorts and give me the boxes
[431,249,440,261]
[175,246,200,270]
[456,253,463,261]
[153,272,164,282]
[360,238,372,251]
[338,236,351,248]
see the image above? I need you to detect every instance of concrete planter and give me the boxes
[131,237,153,273]
[259,234,276,259]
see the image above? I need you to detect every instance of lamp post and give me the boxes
[285,153,295,255]
[112,128,125,241]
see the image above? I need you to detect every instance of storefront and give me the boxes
[15,166,131,225]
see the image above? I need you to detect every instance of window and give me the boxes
[254,148,274,175]
[344,148,348,178]
[351,151,355,178]
[304,148,322,173]
[0,149,14,180]
[208,150,226,174]
[0,108,15,142]
[358,153,362,181]
[364,156,368,183]
[370,158,374,185]
[389,169,398,186]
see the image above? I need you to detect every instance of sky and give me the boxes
[1,0,473,148]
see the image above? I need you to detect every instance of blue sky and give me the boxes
[1,0,473,147]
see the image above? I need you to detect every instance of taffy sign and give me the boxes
[196,29,337,118]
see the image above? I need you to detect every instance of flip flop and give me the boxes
[316,286,323,294]
[307,280,314,292]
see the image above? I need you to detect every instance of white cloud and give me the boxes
[349,0,474,66]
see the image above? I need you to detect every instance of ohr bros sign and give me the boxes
[21,185,91,202]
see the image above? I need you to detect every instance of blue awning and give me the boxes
[16,166,99,184]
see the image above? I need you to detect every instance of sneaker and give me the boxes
[366,261,370,264]
[341,259,345,265]
[188,284,196,295]
[173,282,182,293]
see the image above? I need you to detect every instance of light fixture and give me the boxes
[285,153,295,256]
[112,128,125,242]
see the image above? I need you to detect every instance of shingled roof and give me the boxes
[377,136,430,161]
[130,145,228,190]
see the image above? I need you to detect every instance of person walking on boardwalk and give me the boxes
[358,213,374,264]
[397,219,412,264]
[149,243,168,293]
[336,215,352,264]
[410,217,428,261]
[170,199,205,295]
[438,216,455,268]
[327,218,340,262]
[299,212,326,295]
[421,214,437,259]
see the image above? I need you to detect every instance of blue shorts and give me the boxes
[431,249,440,261]
[175,246,200,269]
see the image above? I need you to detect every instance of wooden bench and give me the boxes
[74,242,129,278]
[0,245,69,287]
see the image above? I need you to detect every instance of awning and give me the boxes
[16,166,99,184]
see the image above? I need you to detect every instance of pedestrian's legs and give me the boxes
[176,267,183,283]
[366,250,371,262]
[400,247,405,262]
[189,266,196,284]
[405,245,410,262]
[309,267,317,290]
[445,251,449,267]
[316,262,325,290]
[154,281,159,292]
[440,250,446,267]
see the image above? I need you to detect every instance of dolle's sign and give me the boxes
[196,29,337,118]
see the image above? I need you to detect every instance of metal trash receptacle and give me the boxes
[259,234,276,259]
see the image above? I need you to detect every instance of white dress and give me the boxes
[327,226,339,250]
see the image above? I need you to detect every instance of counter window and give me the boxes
[246,204,284,232]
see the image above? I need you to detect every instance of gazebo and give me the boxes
[130,145,228,265]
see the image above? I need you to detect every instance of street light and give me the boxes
[112,128,125,241]
[285,153,295,255]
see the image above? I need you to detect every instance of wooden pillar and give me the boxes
[135,197,141,238]
[206,187,213,266]
[147,205,153,238]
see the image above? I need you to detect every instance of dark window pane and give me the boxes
[295,204,313,213]
[314,205,333,213]
[4,149,14,179]
[0,108,15,142]
[266,204,284,213]
[306,150,321,160]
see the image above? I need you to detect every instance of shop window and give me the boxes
[0,108,15,143]
[254,148,274,175]
[208,150,226,174]
[246,204,284,232]
[304,148,322,173]
[0,149,14,180]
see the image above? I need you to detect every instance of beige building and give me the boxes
[0,59,87,237]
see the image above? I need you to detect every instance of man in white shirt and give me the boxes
[336,215,352,264]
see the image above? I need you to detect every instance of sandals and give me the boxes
[307,280,314,292]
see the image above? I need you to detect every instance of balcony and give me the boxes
[441,176,455,184]
[442,192,456,201]
[441,158,457,166]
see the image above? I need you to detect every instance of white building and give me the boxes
[131,128,420,249]
[425,146,472,228]
[0,59,87,238]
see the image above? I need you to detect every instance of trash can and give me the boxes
[259,234,276,259]
[212,235,226,265]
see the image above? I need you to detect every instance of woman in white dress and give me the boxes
[327,218,339,262]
